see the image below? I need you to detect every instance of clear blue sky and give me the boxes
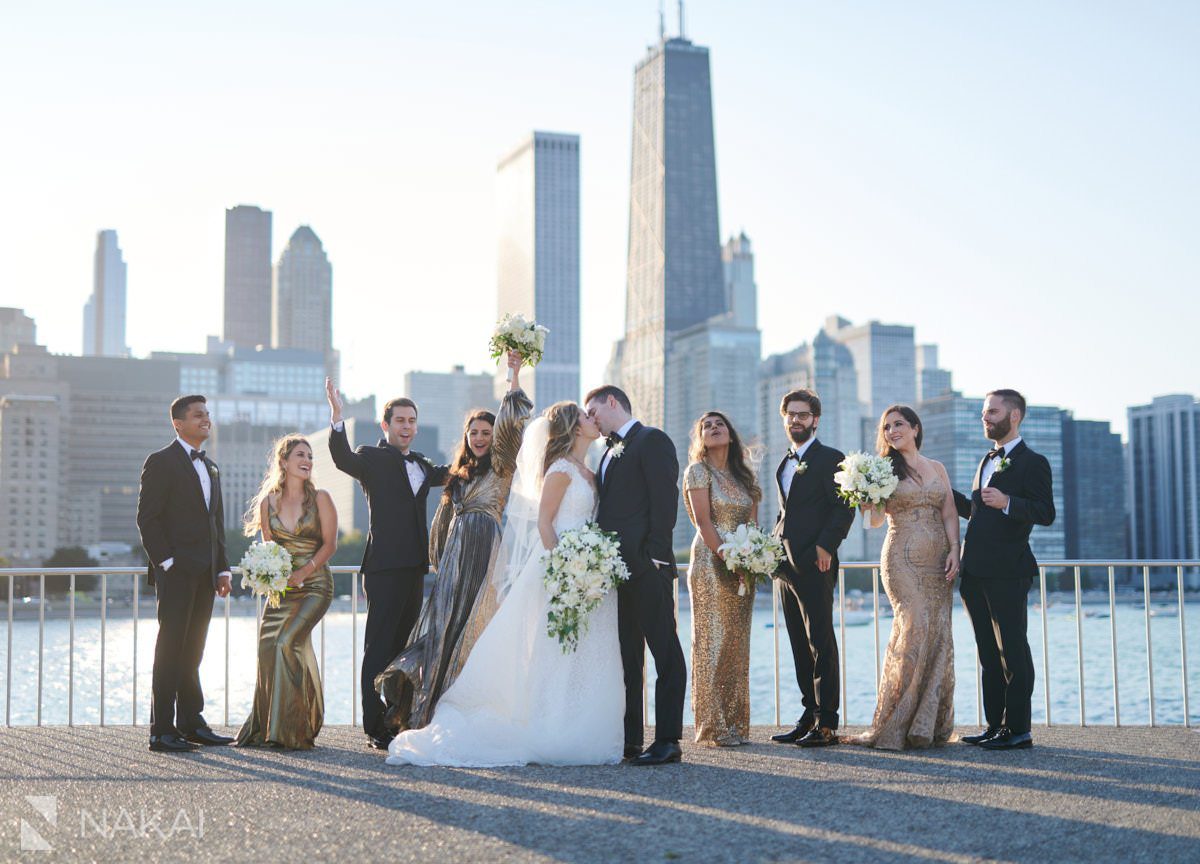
[2,1,1196,436]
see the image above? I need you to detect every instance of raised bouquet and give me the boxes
[717,522,785,596]
[238,540,293,608]
[833,452,899,509]
[544,522,630,653]
[489,312,549,380]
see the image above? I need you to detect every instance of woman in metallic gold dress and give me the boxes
[237,436,337,749]
[683,411,762,746]
[376,351,533,731]
[853,405,959,750]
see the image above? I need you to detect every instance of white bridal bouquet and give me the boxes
[544,522,630,653]
[717,522,785,596]
[833,452,899,509]
[489,312,549,379]
[238,540,293,609]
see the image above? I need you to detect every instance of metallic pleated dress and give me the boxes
[376,387,532,731]
[236,501,333,749]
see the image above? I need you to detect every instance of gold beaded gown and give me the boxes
[683,461,756,746]
[236,498,333,749]
[853,476,955,750]
[375,388,532,731]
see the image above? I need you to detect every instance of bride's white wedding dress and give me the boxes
[386,457,624,767]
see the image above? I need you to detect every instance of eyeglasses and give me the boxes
[785,412,814,422]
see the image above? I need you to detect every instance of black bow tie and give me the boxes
[606,433,623,448]
[190,449,206,462]
[401,451,421,464]
[788,450,803,462]
[987,448,1006,460]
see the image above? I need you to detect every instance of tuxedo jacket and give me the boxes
[595,422,680,580]
[136,441,229,587]
[961,440,1056,581]
[329,427,448,573]
[772,439,854,578]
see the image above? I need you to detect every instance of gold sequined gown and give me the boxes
[683,461,756,746]
[236,499,333,749]
[375,388,532,731]
[854,476,955,750]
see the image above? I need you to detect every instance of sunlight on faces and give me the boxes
[467,418,494,458]
[584,396,627,437]
[700,413,730,449]
[384,405,418,451]
[576,409,601,441]
[882,411,919,454]
[982,394,1020,443]
[284,442,313,481]
[782,399,818,446]
[172,401,211,445]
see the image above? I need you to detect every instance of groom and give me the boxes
[586,385,687,766]
[326,379,448,750]
[960,389,1055,751]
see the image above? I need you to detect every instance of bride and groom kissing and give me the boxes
[336,362,687,767]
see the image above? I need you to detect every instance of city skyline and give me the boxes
[2,2,1197,437]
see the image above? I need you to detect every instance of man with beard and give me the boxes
[769,389,854,747]
[959,389,1055,751]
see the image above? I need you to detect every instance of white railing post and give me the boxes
[1040,567,1050,726]
[68,573,75,727]
[872,567,880,690]
[838,568,846,726]
[1074,566,1084,726]
[132,572,139,726]
[1108,566,1119,727]
[1144,565,1155,727]
[224,591,231,728]
[772,579,780,726]
[37,573,44,727]
[100,573,107,726]
[352,570,359,727]
[5,573,12,727]
[1178,564,1190,728]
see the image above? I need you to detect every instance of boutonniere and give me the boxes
[208,464,219,477]
[793,461,808,476]
[994,456,1011,474]
[609,442,625,460]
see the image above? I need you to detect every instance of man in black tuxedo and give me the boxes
[586,385,687,766]
[136,395,234,753]
[960,389,1055,751]
[325,379,448,749]
[770,389,854,748]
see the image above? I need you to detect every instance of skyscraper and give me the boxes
[1127,394,1200,587]
[824,316,917,424]
[1062,415,1127,579]
[273,226,333,355]
[404,366,496,463]
[223,205,273,348]
[495,131,581,405]
[0,307,36,354]
[620,26,725,426]
[916,344,953,403]
[82,230,128,357]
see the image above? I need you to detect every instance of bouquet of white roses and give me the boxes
[717,522,785,596]
[544,522,630,653]
[489,312,549,379]
[238,540,293,609]
[833,452,899,509]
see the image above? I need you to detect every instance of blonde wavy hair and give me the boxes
[243,434,317,536]
[541,401,582,478]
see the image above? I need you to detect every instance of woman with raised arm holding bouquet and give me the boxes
[682,411,763,747]
[848,405,959,750]
[375,348,533,732]
[237,435,337,750]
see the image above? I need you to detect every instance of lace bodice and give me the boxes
[885,477,947,531]
[544,458,597,534]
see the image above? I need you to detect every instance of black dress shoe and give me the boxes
[623,746,643,761]
[149,734,199,753]
[771,718,816,744]
[796,726,839,748]
[630,740,682,766]
[366,731,394,751]
[961,727,1000,746]
[182,727,234,746]
[980,728,1033,750]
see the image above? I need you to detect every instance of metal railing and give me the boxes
[1,560,1195,729]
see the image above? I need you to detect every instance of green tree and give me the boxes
[331,530,367,595]
[42,546,100,594]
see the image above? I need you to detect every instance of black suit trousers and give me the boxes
[778,567,840,729]
[617,569,686,747]
[150,566,215,736]
[959,573,1035,735]
[362,567,426,735]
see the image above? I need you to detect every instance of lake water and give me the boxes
[3,591,1197,728]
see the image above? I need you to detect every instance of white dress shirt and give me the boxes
[332,420,425,495]
[780,437,817,499]
[599,417,639,483]
[981,435,1021,516]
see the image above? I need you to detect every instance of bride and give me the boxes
[386,401,624,767]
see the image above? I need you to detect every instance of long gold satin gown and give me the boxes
[853,476,955,750]
[236,499,332,749]
[684,461,756,746]
[375,388,532,731]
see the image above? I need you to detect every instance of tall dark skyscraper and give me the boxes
[619,23,725,426]
[223,204,273,348]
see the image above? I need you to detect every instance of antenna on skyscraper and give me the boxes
[678,0,685,38]
[658,0,665,40]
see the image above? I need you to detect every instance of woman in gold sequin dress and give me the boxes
[375,351,533,731]
[237,436,337,749]
[683,411,762,746]
[854,405,960,750]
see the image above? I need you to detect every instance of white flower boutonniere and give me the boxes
[209,464,219,477]
[994,456,1011,474]
[609,442,625,460]
[793,461,808,476]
